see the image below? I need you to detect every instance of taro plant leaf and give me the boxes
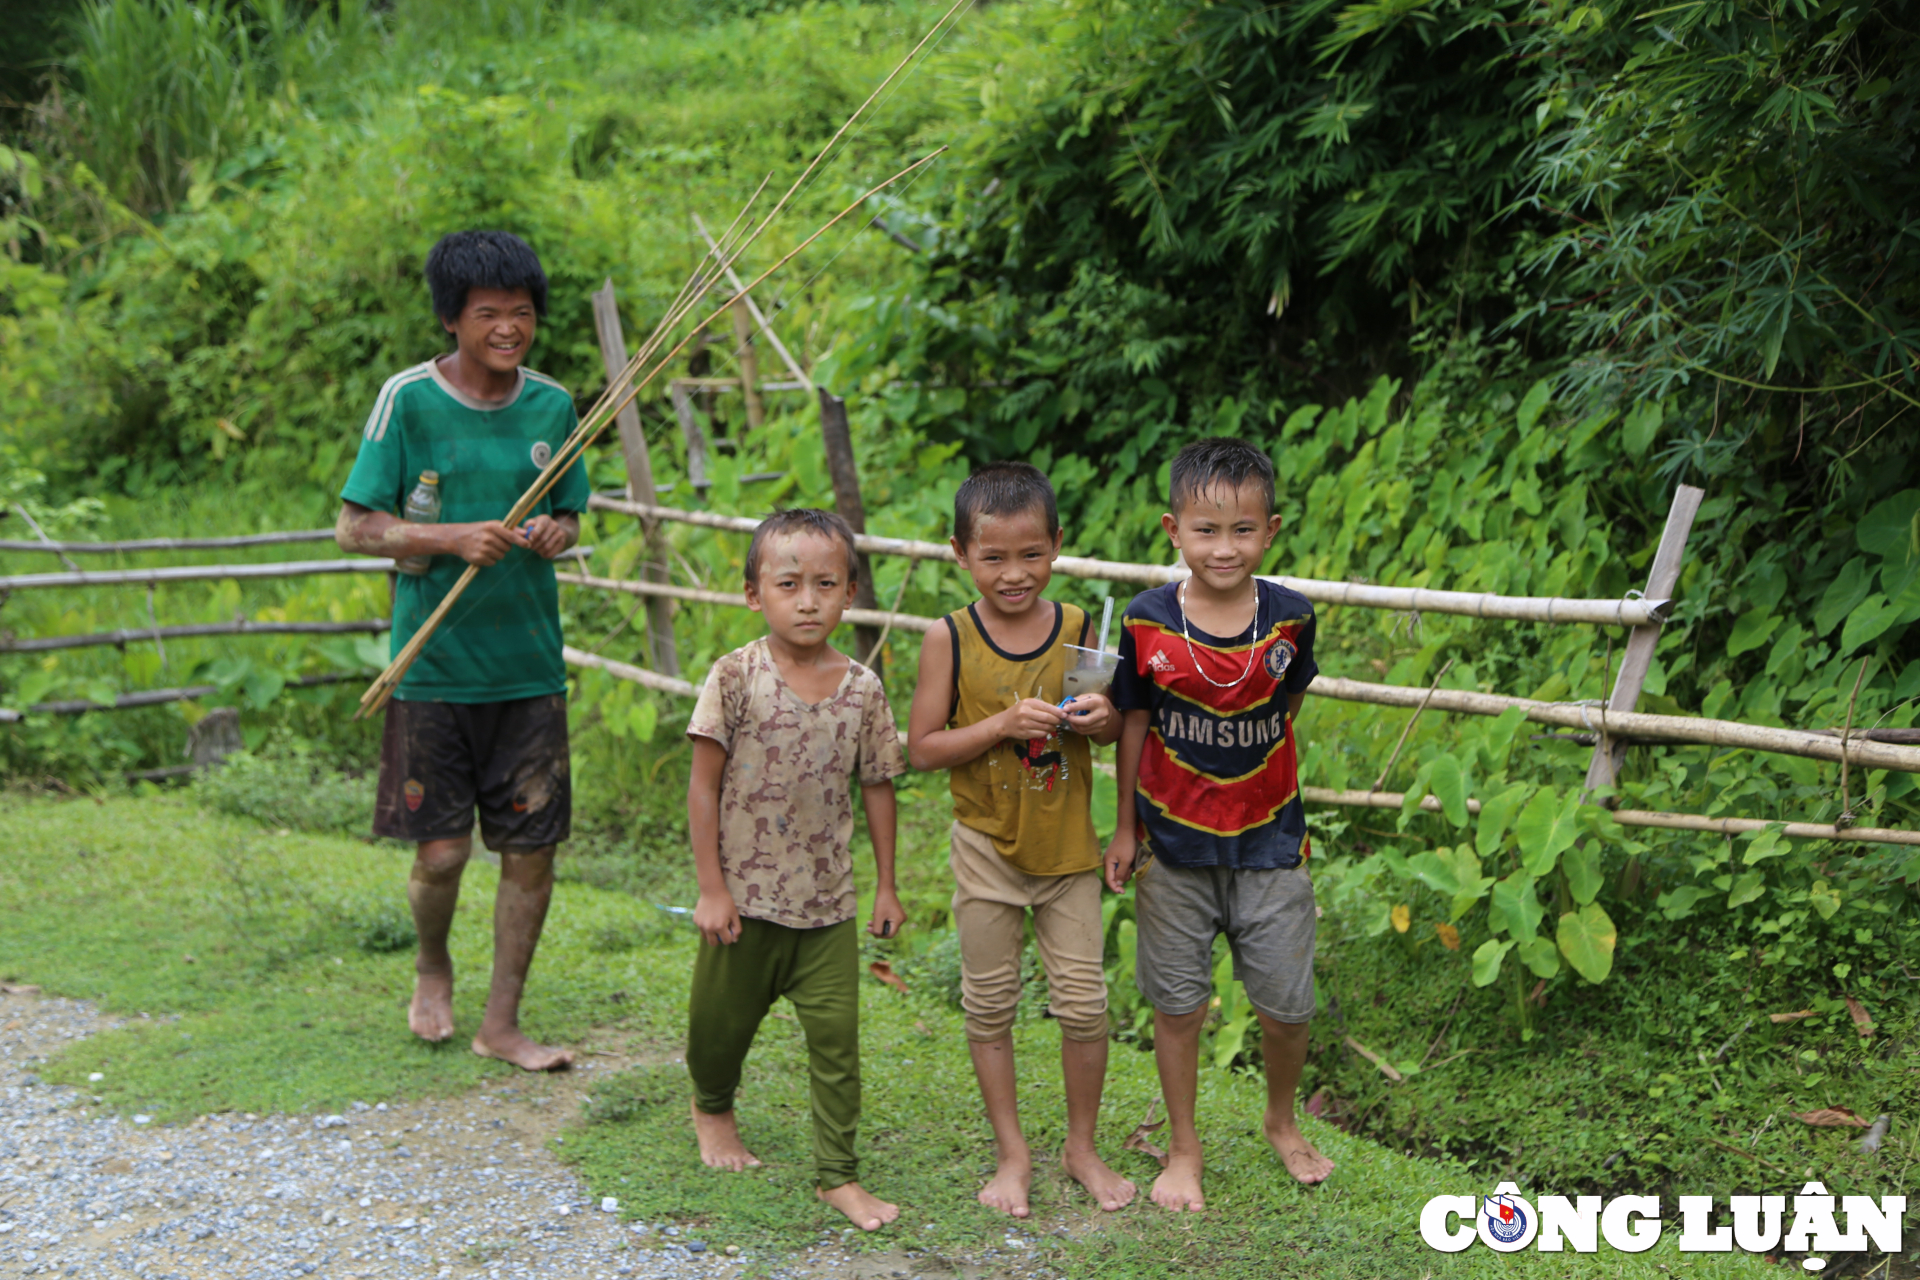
[1743,827,1790,864]
[242,668,286,712]
[1857,489,1920,558]
[1518,934,1561,979]
[626,698,658,743]
[1563,841,1604,906]
[1726,606,1782,657]
[1658,885,1712,920]
[1472,938,1515,987]
[1478,706,1529,774]
[1490,870,1545,939]
[1557,902,1617,984]
[1516,786,1580,876]
[1813,558,1874,636]
[1407,849,1461,897]
[1807,878,1842,921]
[1390,903,1411,933]
[1727,871,1768,909]
[1476,782,1533,858]
[1430,754,1470,828]
[1840,593,1901,654]
[1442,845,1496,921]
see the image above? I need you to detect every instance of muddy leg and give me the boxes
[408,838,470,1043]
[471,846,573,1071]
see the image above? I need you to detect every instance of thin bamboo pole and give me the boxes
[1308,675,1920,773]
[1,619,389,654]
[586,497,1674,626]
[557,571,934,633]
[1,548,591,592]
[2,672,364,721]
[0,530,336,554]
[562,645,699,699]
[1299,787,1920,849]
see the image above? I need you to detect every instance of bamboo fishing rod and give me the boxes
[355,146,949,717]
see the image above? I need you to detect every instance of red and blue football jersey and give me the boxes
[1111,579,1318,869]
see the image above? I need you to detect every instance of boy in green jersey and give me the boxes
[335,230,588,1072]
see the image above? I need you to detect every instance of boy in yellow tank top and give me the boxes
[906,463,1137,1217]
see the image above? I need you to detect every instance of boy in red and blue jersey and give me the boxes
[1104,437,1333,1210]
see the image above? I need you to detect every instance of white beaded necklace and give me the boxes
[1176,579,1261,689]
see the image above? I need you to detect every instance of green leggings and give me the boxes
[687,916,860,1188]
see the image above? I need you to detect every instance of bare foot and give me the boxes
[817,1182,899,1231]
[977,1152,1032,1217]
[1063,1146,1136,1211]
[470,1027,573,1072]
[1265,1114,1334,1185]
[1150,1150,1205,1211]
[691,1103,762,1172]
[409,968,454,1043]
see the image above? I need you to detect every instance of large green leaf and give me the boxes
[1515,786,1580,876]
[1725,606,1781,657]
[1490,870,1545,939]
[1622,400,1662,456]
[1742,828,1790,864]
[1807,879,1842,921]
[1517,935,1561,979]
[1475,782,1533,858]
[1726,871,1767,909]
[1406,849,1462,897]
[1857,489,1920,559]
[1657,885,1711,920]
[1839,593,1898,654]
[1813,559,1874,636]
[1556,903,1617,983]
[1472,938,1515,987]
[1429,754,1470,828]
[1562,841,1604,905]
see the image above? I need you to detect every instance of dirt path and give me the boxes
[0,990,1031,1280]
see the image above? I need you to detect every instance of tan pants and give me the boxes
[949,821,1109,1043]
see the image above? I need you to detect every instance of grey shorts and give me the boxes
[1134,854,1316,1024]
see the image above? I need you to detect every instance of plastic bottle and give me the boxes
[394,471,441,576]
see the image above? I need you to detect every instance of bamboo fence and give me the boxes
[0,530,336,554]
[585,497,1670,626]
[0,548,591,592]
[0,619,389,654]
[0,672,363,722]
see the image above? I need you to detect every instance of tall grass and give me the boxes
[66,0,380,213]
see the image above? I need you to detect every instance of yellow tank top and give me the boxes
[946,601,1100,876]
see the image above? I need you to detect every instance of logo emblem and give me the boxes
[1265,638,1297,680]
[1477,1184,1538,1252]
[1148,650,1177,674]
[531,440,552,469]
[403,778,425,812]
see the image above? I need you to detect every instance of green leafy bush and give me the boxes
[193,747,375,835]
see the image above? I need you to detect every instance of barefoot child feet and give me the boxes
[906,464,1137,1218]
[336,231,584,1072]
[1104,440,1335,1210]
[683,510,908,1231]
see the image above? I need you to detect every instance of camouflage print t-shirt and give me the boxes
[687,637,906,929]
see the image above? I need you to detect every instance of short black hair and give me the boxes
[1168,437,1276,517]
[745,508,859,587]
[953,462,1059,548]
[424,230,549,322]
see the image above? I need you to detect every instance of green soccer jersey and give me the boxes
[340,358,590,704]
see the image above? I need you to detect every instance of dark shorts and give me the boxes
[373,694,571,851]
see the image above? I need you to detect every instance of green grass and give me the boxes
[0,787,1790,1278]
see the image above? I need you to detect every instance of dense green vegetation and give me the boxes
[2,1,1917,1270]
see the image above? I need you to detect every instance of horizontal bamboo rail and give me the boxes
[0,548,592,592]
[585,496,1670,626]
[1301,787,1920,848]
[562,645,698,698]
[557,571,938,633]
[0,672,364,722]
[549,651,1920,849]
[0,530,337,554]
[0,618,390,654]
[561,566,1919,771]
[1307,675,1920,773]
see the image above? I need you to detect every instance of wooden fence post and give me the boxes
[1583,483,1707,801]
[817,389,883,671]
[589,279,681,678]
[730,300,765,432]
[668,380,711,493]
